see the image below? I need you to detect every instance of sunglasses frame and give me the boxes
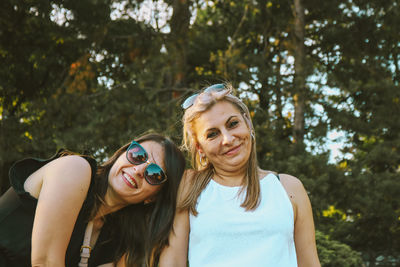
[181,83,226,109]
[126,141,167,185]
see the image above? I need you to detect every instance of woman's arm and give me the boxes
[159,209,189,267]
[280,174,321,267]
[30,155,92,267]
[107,208,190,267]
[159,171,192,267]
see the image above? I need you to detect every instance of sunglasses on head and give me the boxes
[126,141,167,185]
[181,83,226,110]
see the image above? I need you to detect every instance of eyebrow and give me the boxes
[226,115,238,122]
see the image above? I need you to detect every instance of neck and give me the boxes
[94,190,127,220]
[212,167,247,187]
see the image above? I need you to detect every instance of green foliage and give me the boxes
[316,231,364,267]
[1,1,399,265]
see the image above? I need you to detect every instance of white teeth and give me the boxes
[123,173,137,188]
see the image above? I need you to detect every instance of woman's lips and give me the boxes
[122,172,138,189]
[223,144,242,155]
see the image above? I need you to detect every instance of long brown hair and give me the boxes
[180,83,260,215]
[93,133,186,266]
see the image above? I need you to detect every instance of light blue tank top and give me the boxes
[188,173,297,267]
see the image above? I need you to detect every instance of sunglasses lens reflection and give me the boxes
[145,163,166,185]
[204,83,225,93]
[181,84,226,109]
[127,144,147,164]
[181,93,199,109]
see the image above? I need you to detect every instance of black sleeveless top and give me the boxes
[0,150,118,266]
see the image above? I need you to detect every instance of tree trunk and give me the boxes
[169,0,191,90]
[292,0,306,146]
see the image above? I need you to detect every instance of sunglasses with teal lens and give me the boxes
[126,141,167,185]
[181,83,226,109]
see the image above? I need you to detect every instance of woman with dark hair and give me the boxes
[0,133,185,267]
[160,84,320,267]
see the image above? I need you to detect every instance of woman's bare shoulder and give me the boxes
[258,168,303,188]
[45,155,92,179]
[25,155,92,198]
[279,173,304,189]
[278,173,308,206]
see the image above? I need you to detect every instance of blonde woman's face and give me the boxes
[193,101,252,173]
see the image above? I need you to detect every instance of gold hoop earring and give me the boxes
[199,151,208,167]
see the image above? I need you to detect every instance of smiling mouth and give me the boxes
[224,144,242,155]
[122,172,138,188]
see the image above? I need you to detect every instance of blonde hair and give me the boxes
[180,83,260,215]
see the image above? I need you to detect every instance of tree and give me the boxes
[316,230,364,267]
[1,1,399,265]
[307,0,400,264]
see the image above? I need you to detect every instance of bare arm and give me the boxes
[159,209,189,267]
[30,155,91,267]
[280,174,321,267]
[159,171,192,267]
[109,206,190,267]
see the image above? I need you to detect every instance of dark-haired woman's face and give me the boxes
[107,141,165,205]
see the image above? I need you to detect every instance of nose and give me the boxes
[132,160,150,177]
[221,130,234,145]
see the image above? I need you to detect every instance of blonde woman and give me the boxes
[160,84,320,267]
